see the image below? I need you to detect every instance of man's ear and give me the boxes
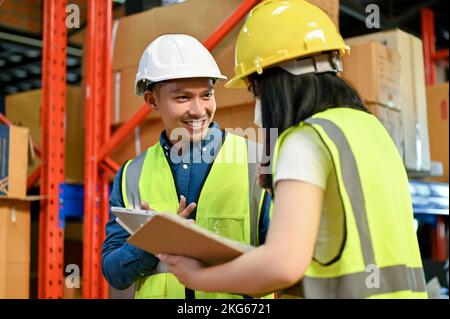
[144,91,158,110]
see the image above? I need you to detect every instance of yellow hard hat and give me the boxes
[226,0,350,88]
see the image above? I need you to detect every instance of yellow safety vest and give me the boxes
[122,133,268,299]
[272,108,428,299]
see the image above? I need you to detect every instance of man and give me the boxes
[101,34,271,299]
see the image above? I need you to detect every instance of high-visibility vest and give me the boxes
[122,133,267,299]
[272,108,428,299]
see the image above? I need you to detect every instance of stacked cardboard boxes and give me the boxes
[340,41,404,157]
[426,83,449,182]
[0,199,31,299]
[5,86,85,183]
[343,29,431,173]
[0,125,32,298]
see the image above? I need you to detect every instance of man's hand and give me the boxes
[141,195,196,220]
[176,195,196,219]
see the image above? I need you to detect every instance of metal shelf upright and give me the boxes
[82,0,112,299]
[38,0,68,298]
[421,8,449,85]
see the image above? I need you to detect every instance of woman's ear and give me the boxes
[144,91,158,110]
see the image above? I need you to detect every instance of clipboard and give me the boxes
[111,206,156,234]
[127,212,254,266]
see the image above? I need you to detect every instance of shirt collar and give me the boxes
[159,122,224,163]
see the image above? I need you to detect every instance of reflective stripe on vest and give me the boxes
[283,265,426,298]
[122,134,266,299]
[274,109,427,299]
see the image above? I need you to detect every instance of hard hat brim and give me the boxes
[136,73,228,95]
[224,76,247,89]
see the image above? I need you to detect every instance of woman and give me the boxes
[158,0,428,298]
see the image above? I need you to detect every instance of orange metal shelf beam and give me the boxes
[27,167,41,190]
[203,0,260,50]
[434,49,449,62]
[97,104,151,165]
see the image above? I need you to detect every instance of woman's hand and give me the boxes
[157,254,205,289]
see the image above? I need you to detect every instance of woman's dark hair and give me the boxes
[249,67,368,193]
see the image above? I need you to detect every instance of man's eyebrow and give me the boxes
[169,86,215,94]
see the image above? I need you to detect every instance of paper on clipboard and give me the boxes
[127,213,254,266]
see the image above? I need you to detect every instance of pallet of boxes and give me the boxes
[0,124,33,299]
[340,29,431,176]
[107,0,340,166]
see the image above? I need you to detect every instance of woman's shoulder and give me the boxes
[275,125,333,189]
[281,125,328,153]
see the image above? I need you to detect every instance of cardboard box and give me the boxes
[0,262,30,299]
[366,103,404,158]
[426,83,449,182]
[110,43,254,125]
[110,67,160,125]
[5,86,85,183]
[346,29,431,173]
[0,198,31,298]
[111,0,245,71]
[308,0,339,27]
[110,103,257,167]
[0,125,29,198]
[341,42,402,110]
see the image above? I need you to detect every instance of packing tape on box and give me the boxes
[12,206,16,224]
[112,19,119,60]
[415,122,423,171]
[112,19,121,124]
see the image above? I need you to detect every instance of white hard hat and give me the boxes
[135,34,227,95]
